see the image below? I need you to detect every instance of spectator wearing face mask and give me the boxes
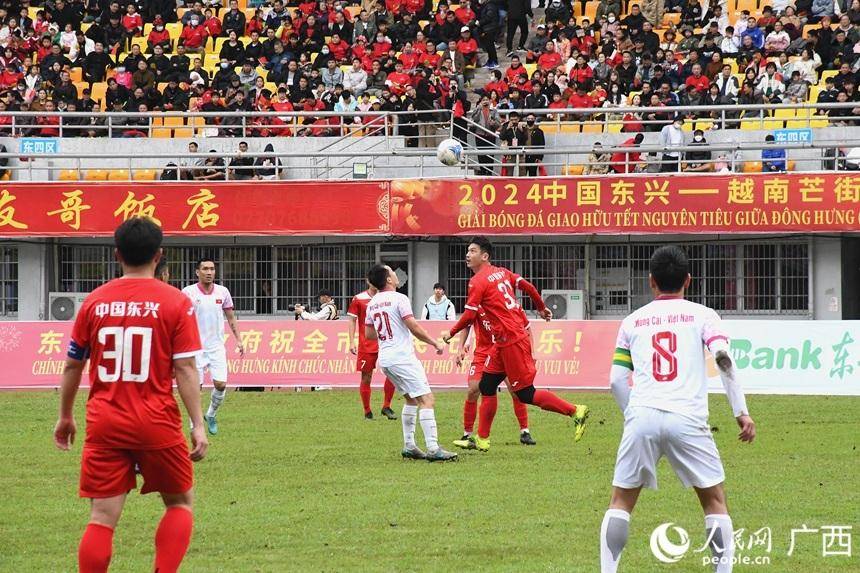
[658,115,685,172]
[179,16,209,53]
[684,129,712,172]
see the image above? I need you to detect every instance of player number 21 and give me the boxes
[372,312,393,341]
[651,331,678,382]
[97,326,153,383]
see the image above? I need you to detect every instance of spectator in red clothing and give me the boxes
[399,42,420,71]
[385,60,411,95]
[537,41,562,72]
[180,17,209,53]
[37,99,61,136]
[684,63,710,104]
[610,133,645,173]
[567,83,594,120]
[147,20,172,53]
[328,33,350,62]
[455,0,476,25]
[479,69,508,97]
[201,9,221,38]
[372,32,392,59]
[122,4,143,36]
[569,54,593,84]
[505,55,526,83]
[457,27,478,66]
[0,64,22,89]
[570,27,596,57]
[420,41,441,68]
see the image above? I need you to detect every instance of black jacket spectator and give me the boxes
[222,6,247,37]
[166,53,191,82]
[220,40,245,65]
[84,49,113,82]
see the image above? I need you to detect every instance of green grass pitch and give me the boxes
[1,390,858,572]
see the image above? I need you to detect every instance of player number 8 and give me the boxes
[98,326,153,383]
[651,331,678,382]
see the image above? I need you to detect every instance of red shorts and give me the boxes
[467,353,490,383]
[485,337,537,390]
[356,351,378,373]
[79,442,193,499]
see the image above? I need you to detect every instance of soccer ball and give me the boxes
[436,138,463,166]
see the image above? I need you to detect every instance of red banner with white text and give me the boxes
[2,174,860,237]
[387,174,860,235]
[0,181,390,236]
[0,320,618,390]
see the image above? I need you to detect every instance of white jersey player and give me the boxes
[182,258,245,436]
[600,246,756,573]
[364,264,457,462]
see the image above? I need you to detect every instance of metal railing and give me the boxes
[0,101,859,138]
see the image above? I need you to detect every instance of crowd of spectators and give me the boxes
[0,0,856,144]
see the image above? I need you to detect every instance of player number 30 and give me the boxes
[97,326,153,383]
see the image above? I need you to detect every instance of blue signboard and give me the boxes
[772,129,812,144]
[19,138,60,154]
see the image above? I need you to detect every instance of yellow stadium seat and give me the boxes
[84,169,109,181]
[130,36,148,52]
[133,169,157,181]
[808,115,829,128]
[761,118,784,130]
[213,37,229,55]
[564,164,585,175]
[605,122,623,133]
[743,161,762,173]
[204,53,220,69]
[108,169,131,181]
[581,122,603,133]
[344,5,361,18]
[173,127,194,137]
[163,116,186,128]
[819,70,836,85]
[28,6,40,20]
[541,123,561,134]
[560,124,581,134]
[143,23,153,37]
[0,172,10,181]
[69,68,83,83]
[166,23,182,40]
[90,82,107,104]
[152,127,173,138]
[662,13,681,26]
[177,8,188,19]
[773,108,798,120]
[58,169,80,181]
[735,0,759,13]
[243,8,256,20]
[523,63,537,77]
[740,118,763,130]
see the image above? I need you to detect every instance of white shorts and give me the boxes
[196,347,228,384]
[612,406,725,490]
[380,360,431,398]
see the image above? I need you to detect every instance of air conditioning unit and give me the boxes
[543,290,585,320]
[48,292,88,321]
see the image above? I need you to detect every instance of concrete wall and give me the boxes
[10,234,848,321]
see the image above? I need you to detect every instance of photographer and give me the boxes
[294,289,339,320]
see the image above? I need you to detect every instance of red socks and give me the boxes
[359,383,372,414]
[382,378,395,409]
[532,389,575,416]
[510,393,529,430]
[79,522,114,573]
[154,506,193,573]
[477,395,498,439]
[463,398,478,433]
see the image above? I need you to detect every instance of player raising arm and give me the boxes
[442,237,589,452]
[365,264,458,462]
[54,217,208,573]
[600,246,755,573]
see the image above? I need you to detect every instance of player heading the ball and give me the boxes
[600,245,756,573]
[54,216,207,573]
[442,236,590,452]
[364,264,458,462]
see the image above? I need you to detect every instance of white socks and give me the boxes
[600,509,630,573]
[207,388,226,418]
[401,405,418,449]
[705,514,734,573]
[418,409,439,452]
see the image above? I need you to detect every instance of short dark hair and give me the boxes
[114,217,162,267]
[470,236,493,258]
[196,257,215,268]
[433,283,445,290]
[367,264,389,290]
[649,246,689,292]
[318,288,333,298]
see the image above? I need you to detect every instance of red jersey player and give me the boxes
[53,217,208,573]
[443,236,590,452]
[347,282,397,420]
[452,305,535,448]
